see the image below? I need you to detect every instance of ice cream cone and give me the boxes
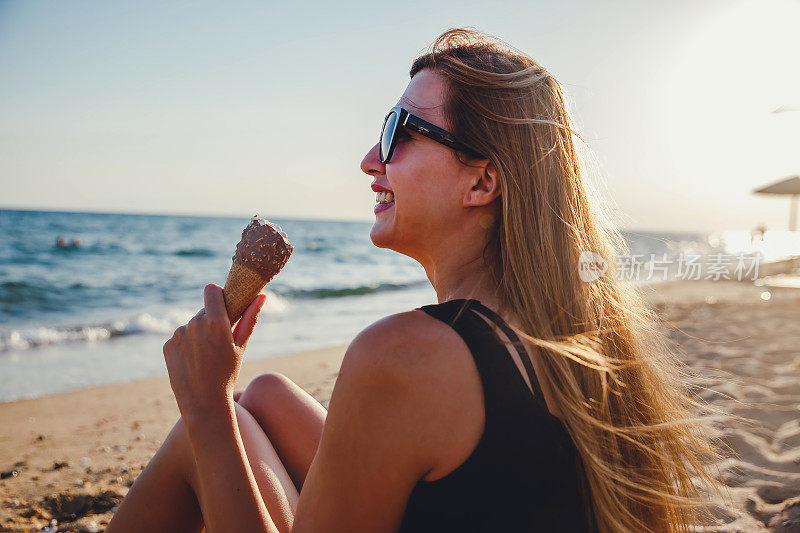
[222,215,293,324]
[223,262,268,325]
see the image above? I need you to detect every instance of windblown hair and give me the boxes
[410,28,732,532]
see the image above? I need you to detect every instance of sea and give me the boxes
[0,208,776,402]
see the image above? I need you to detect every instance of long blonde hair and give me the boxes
[410,28,732,532]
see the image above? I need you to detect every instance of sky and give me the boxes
[0,0,798,232]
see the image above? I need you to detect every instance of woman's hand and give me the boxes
[163,283,267,420]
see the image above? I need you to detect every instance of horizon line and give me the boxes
[0,205,741,235]
[0,204,375,225]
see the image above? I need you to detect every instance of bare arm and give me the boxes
[292,311,452,532]
[183,402,281,533]
[162,285,283,533]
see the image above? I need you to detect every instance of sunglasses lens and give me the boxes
[379,111,398,163]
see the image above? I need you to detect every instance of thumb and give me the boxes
[233,294,267,349]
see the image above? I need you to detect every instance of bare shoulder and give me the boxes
[293,309,481,530]
[339,309,481,405]
[338,308,485,476]
[343,309,463,374]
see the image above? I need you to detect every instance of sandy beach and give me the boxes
[2,280,800,532]
[0,345,346,532]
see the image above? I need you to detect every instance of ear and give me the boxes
[463,159,501,207]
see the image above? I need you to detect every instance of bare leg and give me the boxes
[236,373,327,492]
[106,403,298,533]
[106,416,204,533]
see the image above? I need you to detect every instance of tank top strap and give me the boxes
[466,300,549,412]
[415,299,550,416]
[415,298,476,329]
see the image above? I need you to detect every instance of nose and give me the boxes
[360,142,385,177]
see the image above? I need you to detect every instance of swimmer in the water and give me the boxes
[55,236,81,248]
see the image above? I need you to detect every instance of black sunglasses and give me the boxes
[378,106,483,163]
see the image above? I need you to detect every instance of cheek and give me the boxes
[393,174,440,221]
[390,146,459,215]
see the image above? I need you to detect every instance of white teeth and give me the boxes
[376,191,395,204]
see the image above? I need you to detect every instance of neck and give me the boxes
[422,244,501,310]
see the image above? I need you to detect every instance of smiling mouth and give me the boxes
[374,193,394,214]
[376,190,394,204]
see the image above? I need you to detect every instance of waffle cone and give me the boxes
[223,262,268,325]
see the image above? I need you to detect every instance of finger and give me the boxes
[232,294,266,348]
[233,294,267,348]
[172,325,186,339]
[187,308,205,330]
[203,284,229,326]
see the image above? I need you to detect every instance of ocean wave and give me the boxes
[45,244,221,257]
[55,242,127,254]
[0,280,57,305]
[305,239,329,252]
[0,290,289,353]
[286,280,427,299]
[140,247,218,257]
[173,248,216,257]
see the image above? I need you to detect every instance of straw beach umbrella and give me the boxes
[753,175,800,232]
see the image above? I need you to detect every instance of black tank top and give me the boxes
[398,299,594,532]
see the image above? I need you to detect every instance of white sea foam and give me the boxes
[0,289,289,353]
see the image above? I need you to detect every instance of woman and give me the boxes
[107,28,726,533]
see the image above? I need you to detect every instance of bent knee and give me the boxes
[247,372,295,394]
[240,372,295,409]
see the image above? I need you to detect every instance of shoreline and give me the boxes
[2,280,800,531]
[0,278,781,405]
[0,339,348,406]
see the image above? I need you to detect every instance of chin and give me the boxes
[374,207,409,248]
[369,222,393,249]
